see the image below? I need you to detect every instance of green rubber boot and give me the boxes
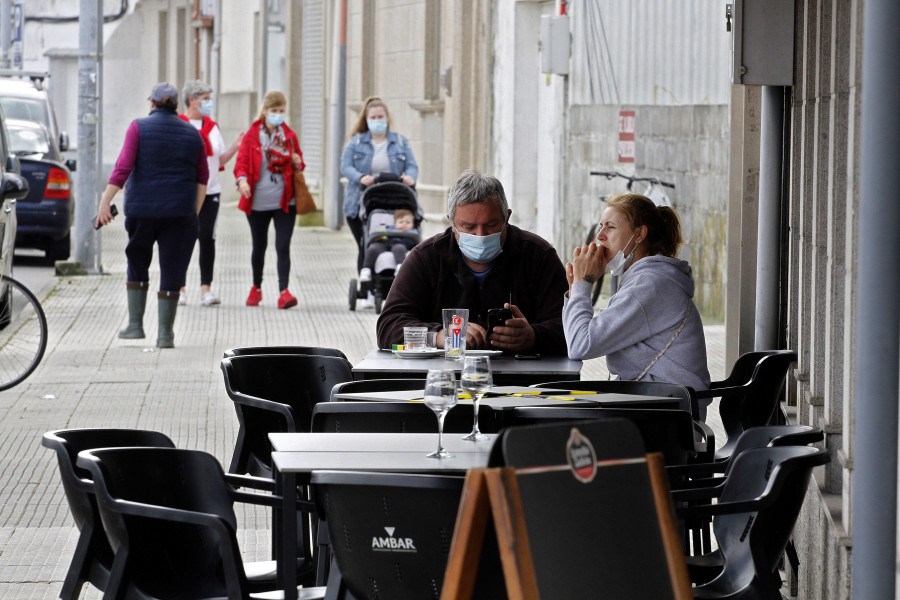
[118,283,148,339]
[157,291,178,349]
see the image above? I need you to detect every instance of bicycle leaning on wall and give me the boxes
[585,170,676,306]
[0,267,48,390]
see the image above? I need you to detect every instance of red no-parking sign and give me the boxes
[618,110,635,163]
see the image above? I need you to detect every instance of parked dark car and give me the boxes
[6,119,74,260]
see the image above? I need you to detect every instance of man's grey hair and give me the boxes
[182,80,213,106]
[447,169,509,223]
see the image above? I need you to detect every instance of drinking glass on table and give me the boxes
[424,369,459,458]
[461,356,492,441]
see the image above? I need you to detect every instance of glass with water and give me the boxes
[424,369,459,458]
[461,356,492,441]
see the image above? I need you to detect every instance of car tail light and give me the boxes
[45,167,70,199]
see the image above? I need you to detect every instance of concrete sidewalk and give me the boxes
[0,199,724,599]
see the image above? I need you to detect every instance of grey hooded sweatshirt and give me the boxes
[563,255,711,395]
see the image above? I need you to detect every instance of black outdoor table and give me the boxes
[270,432,492,600]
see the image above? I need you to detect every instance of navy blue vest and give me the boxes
[124,109,204,218]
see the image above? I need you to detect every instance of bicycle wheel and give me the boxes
[0,275,48,391]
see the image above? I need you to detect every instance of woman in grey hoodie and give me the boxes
[563,193,711,410]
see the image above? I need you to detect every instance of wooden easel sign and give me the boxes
[441,420,692,600]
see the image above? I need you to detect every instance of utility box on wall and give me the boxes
[729,0,794,85]
[541,15,569,75]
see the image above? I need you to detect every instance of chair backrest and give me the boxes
[311,470,465,600]
[223,345,348,359]
[533,379,698,418]
[711,351,797,460]
[723,425,823,477]
[312,401,498,434]
[712,350,782,388]
[506,407,698,466]
[330,378,427,402]
[42,429,176,535]
[702,446,829,596]
[221,354,354,476]
[76,447,249,600]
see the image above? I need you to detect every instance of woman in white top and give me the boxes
[178,80,242,306]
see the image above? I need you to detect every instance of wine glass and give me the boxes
[460,356,492,441]
[423,369,459,458]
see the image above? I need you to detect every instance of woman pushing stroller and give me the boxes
[341,96,418,275]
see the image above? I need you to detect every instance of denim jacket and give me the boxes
[341,130,418,217]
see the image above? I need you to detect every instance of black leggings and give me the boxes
[182,193,219,287]
[247,206,296,291]
[346,215,365,272]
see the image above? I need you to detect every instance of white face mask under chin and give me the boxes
[607,231,637,276]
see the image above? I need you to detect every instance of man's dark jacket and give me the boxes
[376,225,568,355]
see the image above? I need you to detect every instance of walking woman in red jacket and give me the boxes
[233,90,304,309]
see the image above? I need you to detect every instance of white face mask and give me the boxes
[607,231,637,276]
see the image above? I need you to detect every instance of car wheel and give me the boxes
[46,232,71,261]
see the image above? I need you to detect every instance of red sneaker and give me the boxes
[246,286,262,306]
[278,289,298,309]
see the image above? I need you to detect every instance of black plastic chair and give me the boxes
[221,353,354,477]
[667,424,824,557]
[695,351,798,461]
[76,446,326,600]
[311,470,465,600]
[506,407,707,467]
[330,377,427,402]
[672,445,830,599]
[223,345,348,360]
[41,429,176,600]
[312,401,499,434]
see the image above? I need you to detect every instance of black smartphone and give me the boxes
[486,307,513,342]
[93,204,118,229]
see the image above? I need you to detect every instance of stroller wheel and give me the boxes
[348,279,358,311]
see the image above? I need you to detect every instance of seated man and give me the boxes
[376,169,568,354]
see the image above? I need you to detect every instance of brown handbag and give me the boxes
[293,169,316,215]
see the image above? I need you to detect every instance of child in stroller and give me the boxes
[358,208,418,285]
[349,176,422,313]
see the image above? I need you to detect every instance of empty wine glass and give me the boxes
[461,356,492,441]
[424,369,459,458]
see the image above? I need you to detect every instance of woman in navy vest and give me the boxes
[233,90,304,309]
[96,82,208,349]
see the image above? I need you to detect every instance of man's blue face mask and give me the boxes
[454,227,504,264]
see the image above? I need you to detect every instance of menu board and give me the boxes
[441,419,691,600]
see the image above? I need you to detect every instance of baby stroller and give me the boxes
[348,174,423,313]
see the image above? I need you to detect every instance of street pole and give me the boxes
[0,0,10,69]
[327,0,346,229]
[74,0,100,269]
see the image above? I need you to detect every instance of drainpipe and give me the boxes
[210,0,220,120]
[0,0,9,69]
[327,0,346,229]
[754,86,784,351]
[851,0,900,598]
